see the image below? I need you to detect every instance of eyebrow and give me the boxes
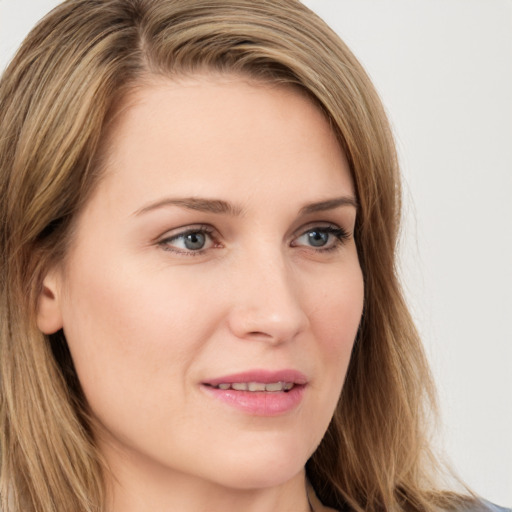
[133,197,244,216]
[133,195,357,217]
[299,196,358,215]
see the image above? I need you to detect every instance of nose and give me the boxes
[226,250,309,344]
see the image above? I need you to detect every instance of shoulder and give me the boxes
[458,500,512,512]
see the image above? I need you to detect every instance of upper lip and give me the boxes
[203,369,308,386]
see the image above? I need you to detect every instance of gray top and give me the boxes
[468,501,511,512]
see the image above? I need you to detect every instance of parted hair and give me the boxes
[0,1,469,511]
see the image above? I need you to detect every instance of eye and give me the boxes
[158,226,217,254]
[292,225,349,251]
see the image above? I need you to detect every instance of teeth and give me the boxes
[248,382,266,391]
[265,382,284,392]
[214,382,295,392]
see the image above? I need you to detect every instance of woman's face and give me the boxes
[40,75,364,491]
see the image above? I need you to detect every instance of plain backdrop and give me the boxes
[1,0,511,506]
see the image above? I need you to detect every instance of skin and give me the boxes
[38,74,364,512]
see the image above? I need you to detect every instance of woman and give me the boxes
[0,1,507,511]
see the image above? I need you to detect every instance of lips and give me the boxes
[211,381,295,392]
[203,369,308,387]
[201,369,307,416]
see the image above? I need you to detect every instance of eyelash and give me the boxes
[157,224,350,256]
[292,225,350,253]
[158,225,217,256]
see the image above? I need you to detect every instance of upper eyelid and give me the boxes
[156,222,350,238]
[157,224,217,241]
[293,225,349,241]
[293,220,351,237]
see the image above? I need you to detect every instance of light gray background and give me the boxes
[1,0,511,506]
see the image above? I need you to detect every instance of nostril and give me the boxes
[248,331,272,337]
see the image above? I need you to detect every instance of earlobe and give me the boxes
[36,272,64,334]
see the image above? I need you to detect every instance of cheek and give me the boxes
[304,261,364,405]
[58,253,213,420]
[311,265,364,352]
[287,263,363,454]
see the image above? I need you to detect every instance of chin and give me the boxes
[201,437,313,490]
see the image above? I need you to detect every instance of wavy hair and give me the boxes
[0,1,469,511]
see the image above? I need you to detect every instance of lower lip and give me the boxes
[201,384,306,416]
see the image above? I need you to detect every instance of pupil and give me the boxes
[308,230,328,247]
[184,232,205,250]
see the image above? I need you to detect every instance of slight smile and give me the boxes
[201,369,308,416]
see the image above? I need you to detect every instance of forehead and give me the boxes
[88,73,353,214]
[107,73,332,152]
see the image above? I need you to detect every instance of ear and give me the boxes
[36,270,64,334]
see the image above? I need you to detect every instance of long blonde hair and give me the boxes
[0,1,469,511]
